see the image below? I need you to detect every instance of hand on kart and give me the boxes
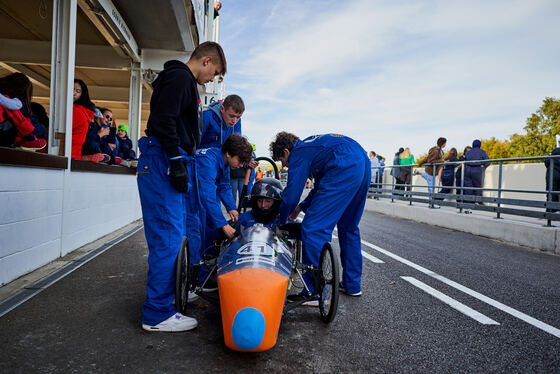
[222,224,236,240]
[247,159,259,169]
[229,209,239,222]
[288,205,302,221]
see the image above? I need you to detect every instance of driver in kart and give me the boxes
[236,177,283,230]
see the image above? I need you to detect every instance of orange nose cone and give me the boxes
[219,268,288,352]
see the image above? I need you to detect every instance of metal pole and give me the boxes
[391,168,394,203]
[460,161,465,213]
[547,159,554,227]
[409,165,412,205]
[496,161,503,219]
[430,163,435,207]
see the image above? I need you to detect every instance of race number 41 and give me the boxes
[237,242,274,256]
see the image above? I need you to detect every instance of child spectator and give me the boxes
[237,177,283,230]
[72,79,96,159]
[0,73,46,151]
[116,124,137,161]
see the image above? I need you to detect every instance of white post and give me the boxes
[49,0,77,162]
[50,0,77,257]
[128,61,143,154]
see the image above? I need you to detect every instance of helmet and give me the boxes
[250,178,283,223]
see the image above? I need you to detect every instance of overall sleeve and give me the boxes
[197,154,229,230]
[217,167,236,211]
[298,181,317,212]
[148,72,188,159]
[278,153,311,223]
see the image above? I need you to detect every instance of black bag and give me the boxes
[0,120,16,147]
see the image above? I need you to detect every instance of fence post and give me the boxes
[496,161,503,219]
[546,158,554,227]
[391,168,395,203]
[430,163,435,208]
[409,165,413,205]
[459,161,465,213]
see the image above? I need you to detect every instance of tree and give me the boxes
[508,97,560,158]
[481,137,511,160]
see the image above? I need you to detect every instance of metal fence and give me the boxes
[369,155,560,227]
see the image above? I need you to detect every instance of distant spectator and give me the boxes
[545,139,560,212]
[463,139,489,201]
[256,168,264,180]
[116,124,136,160]
[230,163,247,205]
[0,73,46,151]
[377,155,385,190]
[418,137,446,207]
[440,147,458,195]
[369,151,380,198]
[390,148,404,191]
[455,146,471,200]
[72,79,96,159]
[399,147,415,192]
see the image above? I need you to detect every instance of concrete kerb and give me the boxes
[364,199,559,254]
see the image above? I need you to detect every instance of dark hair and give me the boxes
[269,132,299,161]
[74,79,95,111]
[445,147,457,161]
[99,107,111,114]
[222,133,253,164]
[437,137,447,147]
[463,146,472,154]
[0,73,33,114]
[31,102,49,127]
[377,155,383,161]
[396,147,404,155]
[190,41,227,75]
[222,94,244,113]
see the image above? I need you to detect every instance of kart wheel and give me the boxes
[175,237,190,315]
[318,242,339,323]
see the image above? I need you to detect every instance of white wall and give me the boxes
[0,165,142,286]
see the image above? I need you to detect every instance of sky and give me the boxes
[218,0,560,160]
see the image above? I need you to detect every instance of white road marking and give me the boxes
[361,239,560,339]
[401,276,500,325]
[332,234,385,263]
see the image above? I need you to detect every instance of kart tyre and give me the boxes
[318,242,339,323]
[175,236,190,315]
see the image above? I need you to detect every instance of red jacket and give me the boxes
[0,103,34,145]
[72,104,94,159]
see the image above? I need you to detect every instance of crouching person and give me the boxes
[270,132,370,297]
[194,133,253,266]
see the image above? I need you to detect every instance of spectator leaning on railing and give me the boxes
[418,137,446,207]
[72,79,96,159]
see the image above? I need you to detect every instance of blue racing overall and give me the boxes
[136,136,202,326]
[279,134,371,294]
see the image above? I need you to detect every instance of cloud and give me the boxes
[220,0,560,160]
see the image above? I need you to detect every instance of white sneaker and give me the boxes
[187,291,199,302]
[142,313,198,332]
[302,299,319,307]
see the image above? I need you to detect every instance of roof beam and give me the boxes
[0,62,50,90]
[77,0,130,60]
[0,38,130,70]
[33,85,150,103]
[81,0,140,62]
